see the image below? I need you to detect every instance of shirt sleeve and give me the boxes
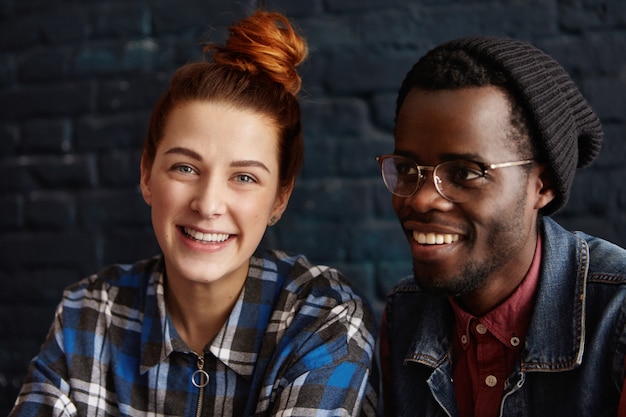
[264,297,378,416]
[9,306,78,417]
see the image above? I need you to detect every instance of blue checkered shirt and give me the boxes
[10,248,377,416]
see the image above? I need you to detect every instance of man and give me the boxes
[378,36,626,416]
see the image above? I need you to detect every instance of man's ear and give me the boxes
[533,163,556,210]
[139,154,153,207]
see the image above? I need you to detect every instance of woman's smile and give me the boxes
[181,226,230,244]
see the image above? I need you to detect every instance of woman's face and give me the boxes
[140,101,291,287]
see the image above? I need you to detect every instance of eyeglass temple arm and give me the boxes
[487,159,534,170]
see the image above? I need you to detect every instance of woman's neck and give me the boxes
[165,268,248,354]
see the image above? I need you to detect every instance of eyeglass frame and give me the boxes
[375,154,535,202]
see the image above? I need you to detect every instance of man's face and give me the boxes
[392,86,553,303]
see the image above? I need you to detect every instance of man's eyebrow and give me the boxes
[393,149,485,162]
[164,147,202,161]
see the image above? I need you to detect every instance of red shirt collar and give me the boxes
[450,234,542,350]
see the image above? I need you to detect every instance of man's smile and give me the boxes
[413,231,460,245]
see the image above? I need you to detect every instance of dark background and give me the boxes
[1,0,625,413]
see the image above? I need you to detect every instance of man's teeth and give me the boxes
[413,231,459,245]
[184,227,229,243]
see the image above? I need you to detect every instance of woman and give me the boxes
[10,10,376,417]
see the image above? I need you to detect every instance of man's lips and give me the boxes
[412,231,460,245]
[182,227,230,243]
[401,218,464,246]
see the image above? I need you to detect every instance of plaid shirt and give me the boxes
[10,248,377,416]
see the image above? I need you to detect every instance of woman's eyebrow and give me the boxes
[231,160,271,173]
[164,147,202,161]
[164,148,272,174]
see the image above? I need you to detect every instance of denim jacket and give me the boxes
[383,217,626,417]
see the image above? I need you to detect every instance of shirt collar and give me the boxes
[137,252,283,377]
[450,234,542,350]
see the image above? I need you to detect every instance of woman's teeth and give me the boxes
[413,231,459,245]
[184,227,229,243]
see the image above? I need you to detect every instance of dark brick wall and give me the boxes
[1,0,625,412]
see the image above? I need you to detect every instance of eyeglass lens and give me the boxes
[380,157,485,202]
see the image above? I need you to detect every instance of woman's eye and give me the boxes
[235,174,256,183]
[173,165,196,175]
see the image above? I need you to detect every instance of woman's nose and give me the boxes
[190,177,227,218]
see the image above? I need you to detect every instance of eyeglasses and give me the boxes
[376,154,534,203]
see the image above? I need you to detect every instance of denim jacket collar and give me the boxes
[521,217,586,371]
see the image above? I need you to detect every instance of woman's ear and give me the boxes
[140,154,153,207]
[269,180,295,226]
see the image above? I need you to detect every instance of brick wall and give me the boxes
[1,0,625,412]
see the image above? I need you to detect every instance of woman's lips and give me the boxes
[182,227,230,243]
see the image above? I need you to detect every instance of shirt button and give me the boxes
[485,375,498,387]
[461,335,468,344]
[475,323,487,334]
[510,336,520,346]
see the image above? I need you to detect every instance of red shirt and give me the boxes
[449,236,542,417]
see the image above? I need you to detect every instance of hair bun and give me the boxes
[207,11,308,96]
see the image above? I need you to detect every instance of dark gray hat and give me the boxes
[431,36,603,215]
